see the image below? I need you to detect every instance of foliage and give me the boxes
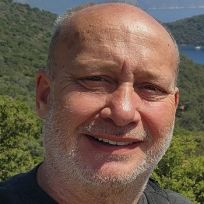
[0,0,56,106]
[0,95,43,181]
[166,15,204,46]
[152,129,204,204]
[176,56,204,131]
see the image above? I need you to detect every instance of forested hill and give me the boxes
[0,0,204,130]
[0,0,56,105]
[166,14,204,46]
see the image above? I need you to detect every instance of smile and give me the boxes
[95,137,134,146]
[85,134,138,147]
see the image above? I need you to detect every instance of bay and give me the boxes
[180,45,204,65]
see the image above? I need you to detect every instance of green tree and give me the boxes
[0,96,43,181]
[152,129,204,204]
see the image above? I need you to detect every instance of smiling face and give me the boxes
[36,4,179,188]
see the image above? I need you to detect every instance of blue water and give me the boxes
[180,46,204,65]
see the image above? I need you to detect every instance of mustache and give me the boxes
[78,120,149,140]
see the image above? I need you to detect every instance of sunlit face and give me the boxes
[39,7,179,188]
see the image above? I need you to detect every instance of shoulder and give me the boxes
[144,179,192,204]
[0,168,37,203]
[165,190,192,204]
[0,165,57,204]
[0,173,27,203]
[0,184,17,203]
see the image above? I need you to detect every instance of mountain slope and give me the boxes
[0,0,56,105]
[166,15,204,46]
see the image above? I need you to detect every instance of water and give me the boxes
[180,46,204,64]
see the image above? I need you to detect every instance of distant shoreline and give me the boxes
[179,44,203,50]
[149,6,204,10]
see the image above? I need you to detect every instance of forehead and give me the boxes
[52,4,178,79]
[58,4,175,46]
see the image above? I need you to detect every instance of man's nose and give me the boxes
[100,84,141,126]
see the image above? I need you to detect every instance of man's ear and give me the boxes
[174,87,179,108]
[36,70,51,119]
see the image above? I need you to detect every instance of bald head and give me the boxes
[47,3,179,83]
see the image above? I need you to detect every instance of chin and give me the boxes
[69,157,153,188]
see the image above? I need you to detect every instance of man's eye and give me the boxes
[79,76,110,84]
[142,84,162,92]
[136,83,167,100]
[78,76,115,92]
[81,76,107,82]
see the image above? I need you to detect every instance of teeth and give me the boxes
[116,141,132,146]
[95,137,133,146]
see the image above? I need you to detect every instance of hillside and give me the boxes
[0,0,56,105]
[176,56,204,130]
[0,0,204,131]
[166,14,204,46]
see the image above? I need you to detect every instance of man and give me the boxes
[0,2,192,204]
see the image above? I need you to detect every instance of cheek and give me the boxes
[58,92,106,125]
[141,99,176,141]
[46,93,106,150]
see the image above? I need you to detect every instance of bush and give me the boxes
[0,96,43,181]
[153,129,204,204]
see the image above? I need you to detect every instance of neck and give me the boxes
[37,162,151,204]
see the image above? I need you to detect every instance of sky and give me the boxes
[14,0,111,12]
[14,0,204,22]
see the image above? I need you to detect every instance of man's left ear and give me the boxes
[36,70,51,119]
[174,87,179,108]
